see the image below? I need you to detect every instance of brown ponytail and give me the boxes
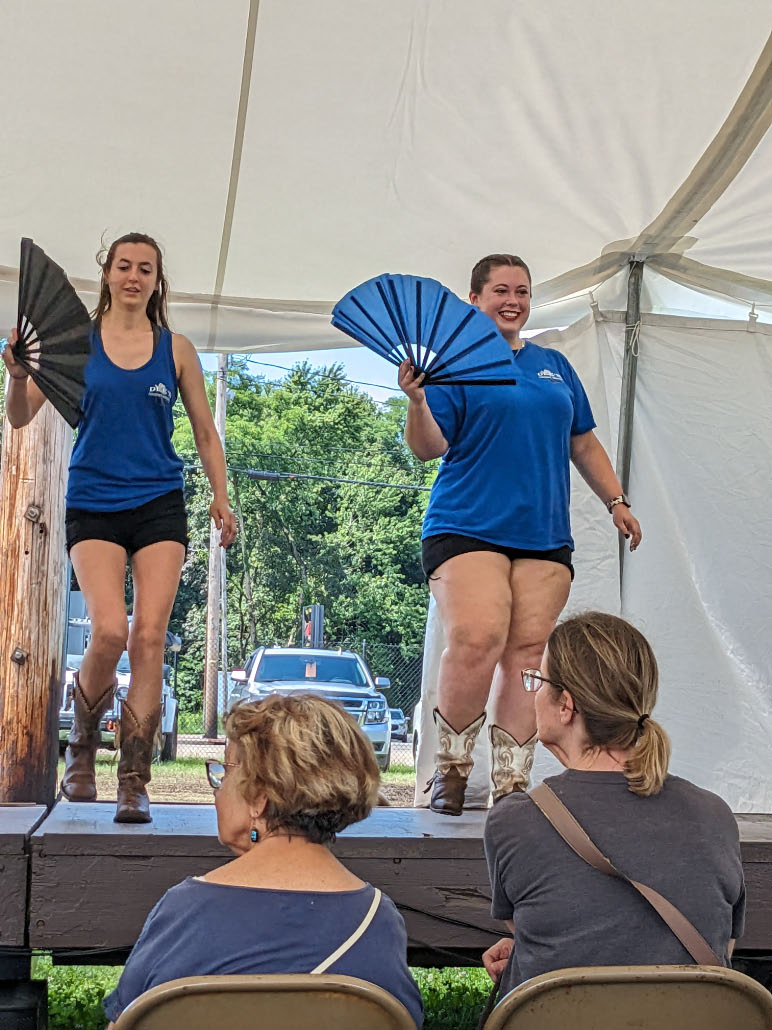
[548,612,672,796]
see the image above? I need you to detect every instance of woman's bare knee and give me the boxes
[128,621,166,659]
[446,621,509,665]
[88,621,128,663]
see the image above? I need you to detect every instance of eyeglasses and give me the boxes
[205,759,239,790]
[521,669,568,693]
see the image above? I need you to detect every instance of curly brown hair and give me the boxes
[224,694,381,844]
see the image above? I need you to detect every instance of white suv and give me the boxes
[229,647,392,771]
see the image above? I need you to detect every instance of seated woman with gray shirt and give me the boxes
[105,694,423,1028]
[483,612,744,998]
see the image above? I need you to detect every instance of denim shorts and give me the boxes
[421,532,574,581]
[65,489,188,556]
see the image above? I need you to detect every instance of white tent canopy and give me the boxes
[2,1,771,344]
[2,2,772,808]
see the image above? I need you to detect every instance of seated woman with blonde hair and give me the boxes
[483,612,745,999]
[104,694,423,1027]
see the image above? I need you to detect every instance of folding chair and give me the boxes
[482,964,772,1030]
[112,973,416,1029]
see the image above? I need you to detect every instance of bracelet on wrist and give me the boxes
[607,494,631,513]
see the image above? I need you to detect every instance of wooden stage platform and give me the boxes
[1,802,772,965]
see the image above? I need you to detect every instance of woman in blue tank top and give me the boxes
[399,254,643,816]
[3,232,237,823]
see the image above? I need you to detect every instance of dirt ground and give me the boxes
[58,756,418,807]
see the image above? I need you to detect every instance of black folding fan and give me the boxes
[331,274,517,386]
[10,238,91,427]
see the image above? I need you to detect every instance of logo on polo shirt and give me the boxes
[537,369,564,383]
[148,382,172,404]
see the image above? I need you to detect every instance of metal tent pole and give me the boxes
[615,259,644,584]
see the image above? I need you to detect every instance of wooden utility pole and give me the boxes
[0,398,72,804]
[203,354,228,738]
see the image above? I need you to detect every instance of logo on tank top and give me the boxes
[537,369,564,383]
[148,382,172,404]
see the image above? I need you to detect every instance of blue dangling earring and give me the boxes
[250,828,258,843]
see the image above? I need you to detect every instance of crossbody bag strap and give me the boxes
[529,783,721,966]
[310,888,382,974]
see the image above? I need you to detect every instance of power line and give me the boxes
[245,468,430,492]
[183,463,429,492]
[243,357,402,394]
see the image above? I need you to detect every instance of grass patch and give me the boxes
[178,711,226,735]
[414,967,492,1029]
[33,955,120,1030]
[31,958,491,1030]
[382,762,415,787]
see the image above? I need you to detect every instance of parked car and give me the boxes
[59,651,179,762]
[229,647,393,771]
[389,708,407,742]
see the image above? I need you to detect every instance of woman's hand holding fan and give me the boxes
[2,330,28,380]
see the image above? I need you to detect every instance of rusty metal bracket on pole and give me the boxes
[616,259,644,584]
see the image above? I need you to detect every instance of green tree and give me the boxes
[170,359,435,712]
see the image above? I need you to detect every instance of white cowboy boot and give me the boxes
[426,708,486,816]
[489,725,537,800]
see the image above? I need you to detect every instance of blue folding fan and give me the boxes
[331,274,517,386]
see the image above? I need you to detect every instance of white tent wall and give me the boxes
[622,314,772,812]
[416,306,772,812]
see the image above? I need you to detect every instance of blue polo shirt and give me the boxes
[422,341,595,550]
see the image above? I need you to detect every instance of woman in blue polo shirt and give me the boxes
[3,232,237,824]
[399,254,642,816]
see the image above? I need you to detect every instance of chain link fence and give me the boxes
[165,639,423,767]
[337,639,422,768]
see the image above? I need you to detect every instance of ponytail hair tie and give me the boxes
[637,713,650,732]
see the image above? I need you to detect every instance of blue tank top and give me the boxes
[67,324,185,511]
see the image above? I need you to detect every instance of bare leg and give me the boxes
[114,541,185,824]
[63,540,128,801]
[430,551,513,732]
[490,559,572,742]
[127,541,186,721]
[69,540,129,701]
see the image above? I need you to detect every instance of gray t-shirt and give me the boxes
[484,770,745,997]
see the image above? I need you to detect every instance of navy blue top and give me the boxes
[66,325,184,511]
[422,341,595,550]
[103,879,423,1027]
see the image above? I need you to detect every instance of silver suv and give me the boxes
[228,647,392,771]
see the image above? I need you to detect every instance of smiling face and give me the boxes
[103,242,159,314]
[469,264,531,342]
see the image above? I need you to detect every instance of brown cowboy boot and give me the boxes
[61,673,115,802]
[114,701,160,824]
[489,725,537,801]
[425,708,486,816]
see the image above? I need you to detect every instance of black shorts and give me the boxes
[422,533,574,581]
[65,489,188,556]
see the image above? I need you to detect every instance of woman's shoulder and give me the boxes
[484,786,543,844]
[663,775,738,825]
